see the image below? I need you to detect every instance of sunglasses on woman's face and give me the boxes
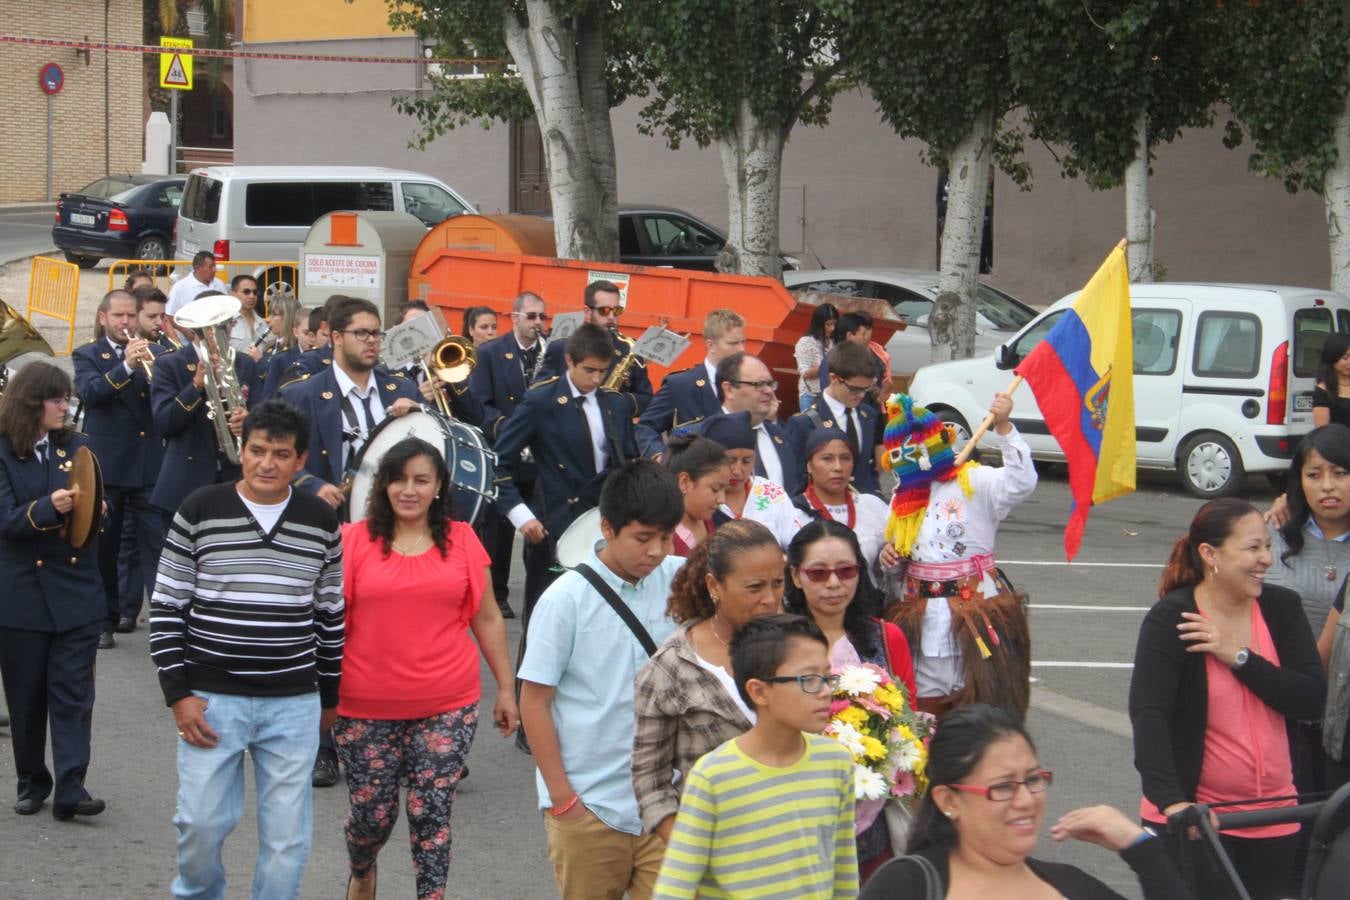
[797,564,860,583]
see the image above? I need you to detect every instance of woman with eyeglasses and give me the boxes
[795,302,838,411]
[664,433,729,557]
[1130,498,1325,900]
[699,411,799,549]
[631,520,785,843]
[784,518,914,880]
[861,704,1188,900]
[462,306,498,346]
[791,427,897,591]
[0,362,108,820]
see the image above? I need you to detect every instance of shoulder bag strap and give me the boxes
[574,563,658,656]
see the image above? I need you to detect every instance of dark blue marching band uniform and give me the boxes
[635,363,723,458]
[786,393,882,495]
[534,330,653,417]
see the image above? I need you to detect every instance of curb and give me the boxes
[0,204,56,214]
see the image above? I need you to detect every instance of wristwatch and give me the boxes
[1233,647,1251,669]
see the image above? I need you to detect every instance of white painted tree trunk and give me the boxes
[575,7,619,258]
[1124,111,1154,283]
[930,106,994,362]
[716,99,785,278]
[502,1,615,261]
[1325,83,1350,295]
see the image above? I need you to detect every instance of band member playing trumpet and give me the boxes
[0,362,108,820]
[73,289,166,648]
[534,280,653,416]
[131,285,178,350]
[149,292,258,529]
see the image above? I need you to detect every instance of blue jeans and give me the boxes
[171,691,320,900]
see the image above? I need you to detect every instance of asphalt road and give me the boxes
[0,466,1281,899]
[0,208,57,266]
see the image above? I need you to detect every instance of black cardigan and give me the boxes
[858,839,1188,899]
[1128,584,1326,813]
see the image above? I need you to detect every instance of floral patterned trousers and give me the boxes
[334,704,479,900]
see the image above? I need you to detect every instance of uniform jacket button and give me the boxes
[69,556,78,565]
[35,559,44,568]
[139,431,146,438]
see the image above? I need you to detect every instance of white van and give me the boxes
[908,283,1350,498]
[174,165,475,293]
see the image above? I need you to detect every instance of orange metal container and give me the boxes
[408,214,557,307]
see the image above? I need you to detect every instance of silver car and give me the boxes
[783,267,1037,374]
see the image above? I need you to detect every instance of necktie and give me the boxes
[114,344,125,360]
[577,394,597,474]
[753,426,768,479]
[521,345,540,383]
[35,442,46,465]
[359,391,377,435]
[845,409,860,453]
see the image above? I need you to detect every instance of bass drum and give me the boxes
[348,410,497,526]
[554,507,603,569]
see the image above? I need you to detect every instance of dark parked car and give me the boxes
[618,204,798,271]
[52,175,186,268]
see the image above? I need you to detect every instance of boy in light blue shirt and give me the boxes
[518,459,686,899]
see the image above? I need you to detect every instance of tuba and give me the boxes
[176,295,247,465]
[423,335,476,417]
[0,298,55,398]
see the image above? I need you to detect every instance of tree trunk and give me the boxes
[574,7,619,260]
[716,100,785,278]
[931,105,994,362]
[502,1,615,261]
[1326,81,1350,295]
[1124,111,1154,283]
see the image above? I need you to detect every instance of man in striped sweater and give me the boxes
[150,399,344,900]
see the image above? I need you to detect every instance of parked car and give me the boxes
[783,267,1038,374]
[908,282,1350,498]
[51,174,186,268]
[174,166,476,299]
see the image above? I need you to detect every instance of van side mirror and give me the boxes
[996,345,1018,370]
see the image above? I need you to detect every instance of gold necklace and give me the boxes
[392,533,430,556]
[709,616,731,646]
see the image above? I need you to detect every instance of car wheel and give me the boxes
[135,236,169,261]
[63,251,100,269]
[1178,432,1247,498]
[260,266,296,312]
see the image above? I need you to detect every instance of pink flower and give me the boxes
[891,770,916,797]
[829,699,852,716]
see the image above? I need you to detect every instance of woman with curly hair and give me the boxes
[337,436,518,900]
[631,519,784,842]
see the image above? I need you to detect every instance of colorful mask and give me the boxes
[882,393,972,555]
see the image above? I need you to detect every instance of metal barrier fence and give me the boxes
[26,255,80,354]
[107,259,300,314]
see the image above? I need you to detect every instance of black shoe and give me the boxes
[52,798,105,820]
[114,616,137,633]
[97,632,115,650]
[498,603,516,619]
[14,797,43,815]
[312,749,339,788]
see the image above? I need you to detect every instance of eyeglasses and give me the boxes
[946,770,1054,801]
[838,380,873,395]
[339,329,386,343]
[797,564,861,583]
[516,311,550,321]
[732,379,778,392]
[237,288,257,296]
[761,673,842,694]
[588,305,624,317]
[44,395,72,407]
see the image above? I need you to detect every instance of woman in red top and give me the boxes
[337,437,518,900]
[665,433,729,557]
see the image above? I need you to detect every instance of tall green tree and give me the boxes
[625,0,846,277]
[1009,1,1222,282]
[1219,0,1350,292]
[390,1,644,260]
[832,0,1024,361]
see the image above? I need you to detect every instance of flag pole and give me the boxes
[953,375,1024,467]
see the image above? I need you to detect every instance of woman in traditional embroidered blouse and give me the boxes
[700,411,798,549]
[630,520,785,844]
[1130,498,1325,900]
[664,433,729,558]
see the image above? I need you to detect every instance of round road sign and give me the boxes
[39,62,64,95]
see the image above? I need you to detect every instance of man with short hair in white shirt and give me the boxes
[165,251,227,341]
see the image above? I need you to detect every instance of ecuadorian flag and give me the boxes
[1015,244,1135,560]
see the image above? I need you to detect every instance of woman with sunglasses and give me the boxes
[0,362,108,820]
[784,518,914,880]
[631,520,785,843]
[861,704,1187,900]
[791,427,897,590]
[665,433,729,557]
[699,411,798,549]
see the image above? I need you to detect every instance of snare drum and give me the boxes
[348,409,497,526]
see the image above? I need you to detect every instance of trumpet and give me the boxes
[176,295,247,465]
[423,335,476,417]
[160,328,182,351]
[122,328,155,382]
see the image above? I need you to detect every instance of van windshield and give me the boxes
[245,182,395,227]
[180,176,222,223]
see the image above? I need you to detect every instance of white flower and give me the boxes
[828,721,867,759]
[855,765,889,801]
[836,665,884,697]
[889,738,924,773]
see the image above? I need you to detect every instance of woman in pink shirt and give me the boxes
[1129,498,1325,900]
[337,437,519,900]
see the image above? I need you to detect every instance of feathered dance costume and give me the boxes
[881,394,1032,719]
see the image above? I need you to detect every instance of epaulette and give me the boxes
[278,373,311,390]
[529,376,560,390]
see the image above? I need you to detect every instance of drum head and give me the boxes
[555,507,603,569]
[66,445,103,551]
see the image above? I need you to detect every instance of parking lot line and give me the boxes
[1030,604,1150,611]
[1030,685,1132,738]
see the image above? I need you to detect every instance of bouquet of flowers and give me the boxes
[823,663,933,832]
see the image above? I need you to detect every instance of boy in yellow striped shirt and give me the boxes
[654,614,859,899]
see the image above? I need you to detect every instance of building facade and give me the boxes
[233,1,1330,304]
